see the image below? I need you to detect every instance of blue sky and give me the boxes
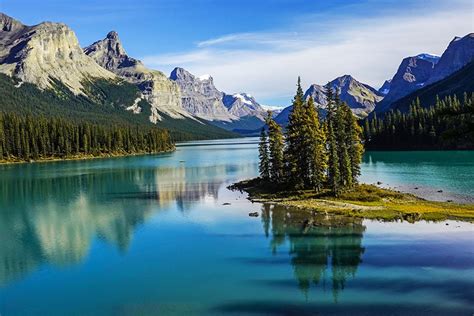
[1,0,472,106]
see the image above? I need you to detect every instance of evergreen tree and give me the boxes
[324,82,341,195]
[343,103,364,185]
[285,77,307,188]
[304,96,327,191]
[258,127,270,181]
[267,113,285,183]
[335,100,352,188]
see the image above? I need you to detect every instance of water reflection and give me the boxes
[262,205,366,300]
[0,162,238,286]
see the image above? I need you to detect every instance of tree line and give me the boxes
[0,112,174,162]
[258,78,364,196]
[363,93,474,150]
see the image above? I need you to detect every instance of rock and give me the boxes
[437,190,443,193]
[169,67,233,121]
[84,32,189,121]
[375,54,439,113]
[377,181,383,185]
[414,187,419,190]
[447,200,453,203]
[248,212,259,217]
[222,93,266,120]
[445,223,449,225]
[222,202,231,205]
[0,13,115,95]
[426,33,474,85]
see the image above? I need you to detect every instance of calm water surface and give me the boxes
[0,138,473,315]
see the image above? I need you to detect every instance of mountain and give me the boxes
[375,33,474,115]
[304,84,327,107]
[84,31,189,122]
[0,13,115,94]
[382,60,474,113]
[0,13,236,141]
[328,75,383,117]
[375,54,440,113]
[222,93,266,120]
[378,79,391,95]
[426,33,474,85]
[169,67,233,121]
[276,75,381,127]
[169,67,267,132]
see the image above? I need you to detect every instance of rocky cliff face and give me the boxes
[0,13,115,94]
[222,93,266,119]
[303,75,382,118]
[304,84,327,107]
[84,31,188,121]
[169,67,234,121]
[426,33,474,85]
[330,75,383,117]
[376,54,439,113]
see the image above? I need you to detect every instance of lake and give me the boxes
[0,138,473,315]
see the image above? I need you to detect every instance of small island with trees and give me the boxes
[230,79,474,222]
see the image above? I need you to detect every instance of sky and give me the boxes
[1,0,472,106]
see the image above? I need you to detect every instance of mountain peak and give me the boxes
[416,53,440,64]
[170,67,194,80]
[0,12,25,32]
[106,30,119,39]
[83,31,131,71]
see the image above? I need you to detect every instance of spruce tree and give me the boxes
[258,127,270,181]
[267,113,285,184]
[342,102,363,185]
[324,82,341,195]
[304,96,327,191]
[285,77,306,188]
[335,102,352,189]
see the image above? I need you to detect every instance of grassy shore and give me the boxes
[0,148,175,165]
[229,178,474,222]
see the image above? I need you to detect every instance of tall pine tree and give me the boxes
[258,127,270,181]
[267,113,285,183]
[285,77,306,188]
[325,82,341,195]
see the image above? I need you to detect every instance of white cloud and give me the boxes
[141,2,473,106]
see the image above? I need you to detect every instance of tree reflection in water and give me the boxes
[262,204,366,300]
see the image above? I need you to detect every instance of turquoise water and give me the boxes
[0,138,473,315]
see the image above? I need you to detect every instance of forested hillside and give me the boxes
[363,94,474,150]
[0,74,236,142]
[377,61,474,115]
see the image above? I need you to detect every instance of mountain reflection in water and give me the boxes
[0,162,244,286]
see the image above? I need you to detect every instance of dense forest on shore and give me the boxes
[0,74,236,142]
[0,112,174,163]
[363,93,474,150]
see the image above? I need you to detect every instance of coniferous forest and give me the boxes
[258,78,364,196]
[363,94,474,150]
[0,112,173,162]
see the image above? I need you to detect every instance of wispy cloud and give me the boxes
[141,1,473,105]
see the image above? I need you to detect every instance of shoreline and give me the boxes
[0,147,176,166]
[230,178,474,223]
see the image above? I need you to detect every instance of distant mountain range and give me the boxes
[375,33,473,115]
[0,12,472,136]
